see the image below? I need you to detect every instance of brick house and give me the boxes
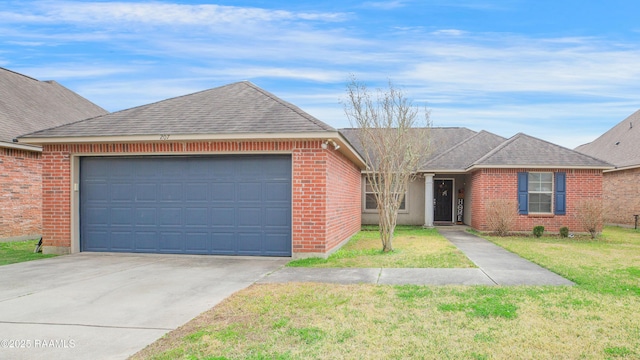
[342,129,612,233]
[576,110,640,227]
[19,81,365,257]
[0,68,107,241]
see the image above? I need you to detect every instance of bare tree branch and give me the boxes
[343,76,431,252]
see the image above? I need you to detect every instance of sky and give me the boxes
[1,0,639,149]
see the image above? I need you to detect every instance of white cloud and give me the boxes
[0,1,348,27]
[362,1,407,10]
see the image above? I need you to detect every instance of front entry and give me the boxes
[434,179,453,222]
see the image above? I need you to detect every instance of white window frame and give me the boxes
[363,178,408,213]
[528,172,553,214]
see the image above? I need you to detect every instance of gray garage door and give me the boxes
[80,155,292,256]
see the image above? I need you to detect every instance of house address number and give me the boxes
[159,134,170,140]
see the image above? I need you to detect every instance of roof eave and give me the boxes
[467,164,613,171]
[17,132,367,169]
[604,163,640,173]
[0,141,42,152]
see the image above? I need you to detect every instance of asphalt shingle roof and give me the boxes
[575,109,640,168]
[21,81,335,138]
[423,130,507,170]
[474,133,612,168]
[339,127,477,166]
[0,67,107,145]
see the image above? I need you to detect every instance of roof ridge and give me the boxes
[424,129,483,166]
[23,82,248,137]
[470,132,520,166]
[0,66,39,82]
[474,132,614,168]
[243,82,335,131]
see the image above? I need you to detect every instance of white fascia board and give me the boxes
[0,141,42,152]
[16,131,367,168]
[466,164,614,171]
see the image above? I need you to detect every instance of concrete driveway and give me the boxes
[0,253,287,360]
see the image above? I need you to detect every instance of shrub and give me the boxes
[532,226,545,238]
[485,199,518,236]
[559,226,569,238]
[575,198,603,239]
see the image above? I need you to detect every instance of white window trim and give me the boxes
[362,178,409,214]
[528,172,554,215]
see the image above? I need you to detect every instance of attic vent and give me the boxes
[615,141,620,146]
[630,122,633,129]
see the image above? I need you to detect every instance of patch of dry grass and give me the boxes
[287,226,474,268]
[131,226,640,359]
[133,283,640,360]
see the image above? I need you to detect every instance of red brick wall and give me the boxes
[0,148,42,240]
[470,168,603,233]
[40,141,362,255]
[325,147,361,252]
[602,167,640,226]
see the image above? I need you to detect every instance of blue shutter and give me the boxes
[518,172,528,215]
[555,172,566,215]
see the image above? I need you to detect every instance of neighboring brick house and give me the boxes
[0,68,107,241]
[19,81,365,257]
[342,129,612,233]
[576,110,640,227]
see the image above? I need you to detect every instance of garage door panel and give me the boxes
[159,232,183,252]
[136,184,157,202]
[160,183,183,201]
[237,233,262,254]
[264,233,291,254]
[185,233,208,253]
[265,182,290,201]
[86,207,109,225]
[81,155,291,256]
[237,208,262,226]
[111,183,134,201]
[110,208,134,225]
[185,208,208,226]
[111,232,134,251]
[265,208,290,226]
[135,232,158,251]
[238,182,262,201]
[185,183,208,201]
[211,208,234,226]
[136,208,156,225]
[84,183,109,201]
[211,183,235,201]
[84,231,109,251]
[212,233,235,253]
[159,208,182,226]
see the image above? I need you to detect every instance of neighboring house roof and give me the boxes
[0,67,107,150]
[422,130,507,171]
[575,109,640,170]
[472,133,612,169]
[20,81,335,139]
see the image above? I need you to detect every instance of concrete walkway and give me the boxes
[260,228,574,286]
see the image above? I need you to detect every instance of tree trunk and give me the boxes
[379,207,396,252]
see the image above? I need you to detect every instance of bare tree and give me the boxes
[343,77,431,252]
[485,199,518,236]
[576,198,604,239]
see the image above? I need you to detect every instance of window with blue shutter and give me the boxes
[555,172,566,215]
[518,172,528,214]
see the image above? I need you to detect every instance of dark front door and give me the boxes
[434,179,453,222]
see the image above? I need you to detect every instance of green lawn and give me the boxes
[0,239,57,265]
[287,226,474,268]
[133,226,640,360]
